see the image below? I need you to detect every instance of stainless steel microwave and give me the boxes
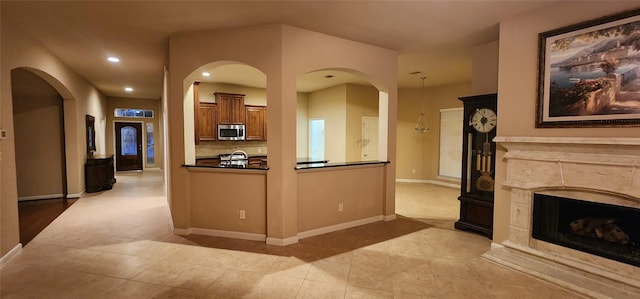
[218,124,245,140]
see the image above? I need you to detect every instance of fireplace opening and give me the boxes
[532,193,640,267]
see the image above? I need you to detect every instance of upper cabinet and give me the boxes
[194,87,267,143]
[215,92,245,125]
[197,102,217,142]
[194,82,217,144]
[245,105,266,140]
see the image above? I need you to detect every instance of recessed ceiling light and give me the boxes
[202,72,211,77]
[124,87,133,92]
[107,56,120,63]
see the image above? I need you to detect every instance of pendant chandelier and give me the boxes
[415,76,430,133]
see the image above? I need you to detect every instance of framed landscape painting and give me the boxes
[537,9,640,127]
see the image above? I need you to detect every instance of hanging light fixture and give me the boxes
[415,76,430,133]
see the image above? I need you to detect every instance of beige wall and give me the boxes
[198,82,267,106]
[106,97,163,169]
[298,165,384,232]
[396,82,470,182]
[12,68,66,200]
[189,170,266,235]
[308,84,347,163]
[494,2,640,243]
[346,84,379,161]
[1,19,107,257]
[472,41,499,95]
[168,24,397,243]
[296,93,309,157]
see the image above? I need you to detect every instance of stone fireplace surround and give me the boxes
[483,136,640,298]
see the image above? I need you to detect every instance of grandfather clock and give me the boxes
[455,93,497,239]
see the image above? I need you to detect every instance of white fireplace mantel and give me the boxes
[494,136,640,199]
[484,136,640,298]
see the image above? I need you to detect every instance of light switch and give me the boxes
[0,130,6,140]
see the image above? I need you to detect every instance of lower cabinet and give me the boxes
[196,158,220,166]
[85,155,116,193]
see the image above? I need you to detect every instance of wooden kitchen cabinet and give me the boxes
[248,156,267,167]
[215,92,245,124]
[196,157,220,166]
[193,82,218,144]
[197,102,217,142]
[245,105,266,140]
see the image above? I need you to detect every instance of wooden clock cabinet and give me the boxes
[455,93,497,238]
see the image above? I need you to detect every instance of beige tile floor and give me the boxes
[0,171,584,298]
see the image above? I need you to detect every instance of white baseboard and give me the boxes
[0,243,22,268]
[67,193,83,199]
[297,215,384,240]
[172,227,191,235]
[172,215,389,246]
[395,179,460,189]
[175,227,266,242]
[266,236,299,246]
[18,194,65,201]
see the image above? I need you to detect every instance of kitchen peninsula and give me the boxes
[171,24,397,247]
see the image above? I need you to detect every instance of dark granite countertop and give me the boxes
[296,157,329,164]
[196,154,267,159]
[185,158,388,170]
[183,163,269,170]
[295,160,389,170]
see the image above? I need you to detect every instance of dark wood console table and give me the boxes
[85,155,116,193]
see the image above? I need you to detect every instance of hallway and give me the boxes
[0,170,582,298]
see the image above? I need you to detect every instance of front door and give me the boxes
[115,122,143,171]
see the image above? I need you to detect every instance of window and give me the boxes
[309,119,325,161]
[146,123,155,166]
[438,108,463,179]
[114,108,154,118]
[120,126,138,156]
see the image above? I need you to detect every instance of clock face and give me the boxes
[470,108,497,133]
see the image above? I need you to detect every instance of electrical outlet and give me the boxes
[338,203,343,212]
[412,168,416,174]
[239,210,246,219]
[0,130,7,140]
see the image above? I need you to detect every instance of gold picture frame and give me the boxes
[537,9,640,128]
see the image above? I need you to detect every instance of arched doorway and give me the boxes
[11,68,72,245]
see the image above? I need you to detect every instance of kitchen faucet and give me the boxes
[230,150,248,159]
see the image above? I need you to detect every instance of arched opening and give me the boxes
[10,67,73,245]
[183,61,268,165]
[295,68,387,164]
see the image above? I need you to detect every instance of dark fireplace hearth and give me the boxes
[533,193,640,267]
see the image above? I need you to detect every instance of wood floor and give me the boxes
[18,198,77,246]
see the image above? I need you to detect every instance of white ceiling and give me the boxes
[2,1,557,99]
